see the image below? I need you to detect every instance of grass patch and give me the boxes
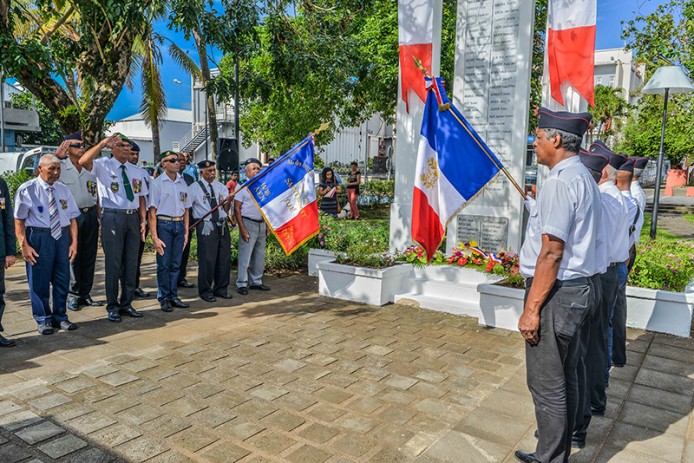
[640,213,682,242]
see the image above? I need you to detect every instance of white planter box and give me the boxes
[308,249,336,276]
[626,286,694,338]
[317,261,413,306]
[478,282,694,338]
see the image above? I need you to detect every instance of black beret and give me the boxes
[589,142,626,169]
[64,131,82,141]
[537,107,592,137]
[130,142,140,152]
[579,149,609,173]
[632,157,649,169]
[245,158,262,166]
[618,156,634,173]
[159,150,178,161]
[197,160,216,169]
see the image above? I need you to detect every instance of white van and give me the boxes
[0,147,53,176]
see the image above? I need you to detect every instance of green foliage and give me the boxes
[335,243,396,269]
[359,179,395,206]
[9,92,63,145]
[629,239,694,292]
[1,169,32,199]
[311,214,390,253]
[589,85,631,141]
[529,0,548,132]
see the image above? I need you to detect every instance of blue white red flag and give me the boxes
[412,77,503,261]
[243,136,319,255]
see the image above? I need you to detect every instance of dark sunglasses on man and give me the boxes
[163,158,181,164]
[69,143,84,148]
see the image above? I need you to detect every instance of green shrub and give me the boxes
[629,239,694,292]
[1,169,32,199]
[310,214,389,253]
[335,242,396,269]
[359,179,395,206]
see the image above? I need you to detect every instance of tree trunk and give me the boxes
[193,29,218,165]
[152,118,161,159]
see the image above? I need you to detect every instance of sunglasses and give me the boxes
[116,143,131,148]
[69,143,84,148]
[163,158,181,164]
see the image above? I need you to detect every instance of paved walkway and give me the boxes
[1,256,693,462]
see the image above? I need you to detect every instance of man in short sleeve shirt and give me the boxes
[15,155,80,335]
[79,133,149,323]
[515,108,601,463]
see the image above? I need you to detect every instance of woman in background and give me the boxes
[345,161,361,220]
[318,167,341,217]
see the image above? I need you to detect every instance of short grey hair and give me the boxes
[633,168,644,179]
[39,154,60,167]
[543,128,583,154]
[604,164,617,181]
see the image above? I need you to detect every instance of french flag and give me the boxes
[547,0,596,106]
[244,136,319,255]
[398,0,433,112]
[412,77,502,261]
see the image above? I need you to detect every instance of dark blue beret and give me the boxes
[618,155,634,172]
[579,149,609,173]
[589,142,626,169]
[130,141,140,152]
[537,107,592,137]
[64,131,82,141]
[632,157,649,170]
[245,158,261,166]
[197,160,216,169]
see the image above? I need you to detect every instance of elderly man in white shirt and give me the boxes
[15,154,80,335]
[515,108,601,463]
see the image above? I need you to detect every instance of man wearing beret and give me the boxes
[15,154,80,335]
[80,133,149,323]
[177,152,197,289]
[189,160,234,302]
[53,132,102,311]
[129,142,152,299]
[515,108,601,463]
[234,158,270,295]
[149,151,191,312]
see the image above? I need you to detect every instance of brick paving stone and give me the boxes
[38,434,88,459]
[308,404,347,422]
[55,377,97,394]
[27,393,71,411]
[0,401,23,416]
[314,387,352,404]
[162,397,209,417]
[11,385,53,401]
[99,371,139,387]
[364,345,393,356]
[217,421,266,441]
[368,422,414,448]
[0,410,43,431]
[384,375,418,390]
[274,392,318,412]
[117,404,164,425]
[90,423,142,447]
[415,370,448,383]
[260,410,305,432]
[247,431,296,454]
[334,414,378,434]
[377,405,418,425]
[190,407,236,428]
[67,411,117,434]
[115,436,169,462]
[286,444,332,463]
[234,400,278,421]
[346,396,382,415]
[249,385,289,401]
[96,394,141,414]
[167,425,219,453]
[201,441,250,463]
[331,432,376,457]
[67,447,117,463]
[15,420,65,444]
[274,359,307,372]
[147,415,192,439]
[0,442,33,463]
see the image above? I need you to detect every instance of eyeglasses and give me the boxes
[163,158,180,164]
[69,143,84,148]
[116,143,131,148]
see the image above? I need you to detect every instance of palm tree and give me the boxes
[589,84,631,143]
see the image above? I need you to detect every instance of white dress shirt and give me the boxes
[621,190,644,247]
[599,182,630,263]
[15,177,80,228]
[234,183,263,221]
[630,180,646,212]
[89,157,149,210]
[189,180,228,221]
[149,173,191,217]
[59,158,98,209]
[130,162,152,208]
[520,156,602,279]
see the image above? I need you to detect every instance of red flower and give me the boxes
[457,257,468,266]
[486,261,495,272]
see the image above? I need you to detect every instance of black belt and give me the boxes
[242,216,264,224]
[28,226,69,232]
[103,207,138,215]
[80,205,97,213]
[609,262,621,267]
[157,215,184,222]
[525,276,590,289]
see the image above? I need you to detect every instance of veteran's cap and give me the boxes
[579,148,609,173]
[537,107,593,137]
[197,160,216,169]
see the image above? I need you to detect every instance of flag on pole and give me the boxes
[244,136,319,255]
[547,0,596,107]
[412,77,502,261]
[398,0,433,112]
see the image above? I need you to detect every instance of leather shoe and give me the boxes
[0,322,4,332]
[178,279,195,288]
[82,296,104,306]
[200,295,217,303]
[0,334,15,347]
[249,284,271,291]
[51,320,78,331]
[108,312,122,323]
[119,307,144,318]
[68,297,81,311]
[37,324,54,335]
[237,287,249,295]
[214,292,233,299]
[590,406,605,416]
[171,298,190,309]
[160,300,173,312]
[572,437,586,449]
[134,288,150,298]
[514,450,538,463]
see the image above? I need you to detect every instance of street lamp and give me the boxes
[174,78,209,160]
[641,66,694,239]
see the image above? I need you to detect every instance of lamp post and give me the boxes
[174,78,209,160]
[0,74,5,152]
[641,66,694,239]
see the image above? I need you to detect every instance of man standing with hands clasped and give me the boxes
[515,108,601,463]
[15,154,80,335]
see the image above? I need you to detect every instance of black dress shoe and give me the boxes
[200,295,217,303]
[249,284,271,291]
[213,292,233,299]
[83,296,104,306]
[178,279,195,288]
[68,297,81,311]
[514,450,538,463]
[119,307,144,318]
[171,298,190,309]
[237,287,249,295]
[0,322,4,332]
[160,300,173,312]
[0,334,15,347]
[134,288,150,298]
[590,406,605,416]
[572,437,586,449]
[108,312,122,323]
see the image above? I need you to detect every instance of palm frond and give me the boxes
[167,40,203,80]
[140,33,167,129]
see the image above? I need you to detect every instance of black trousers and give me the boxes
[69,206,99,299]
[101,211,140,314]
[135,223,148,289]
[525,279,592,463]
[0,264,5,323]
[196,221,231,298]
[178,213,192,282]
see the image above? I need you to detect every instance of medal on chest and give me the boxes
[87,180,97,196]
[179,191,187,202]
[0,198,5,210]
[60,199,68,210]
[110,182,119,193]
[132,179,142,194]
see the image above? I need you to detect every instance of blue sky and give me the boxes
[107,0,663,121]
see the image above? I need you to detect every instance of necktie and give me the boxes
[120,165,135,202]
[209,183,220,221]
[48,186,62,240]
